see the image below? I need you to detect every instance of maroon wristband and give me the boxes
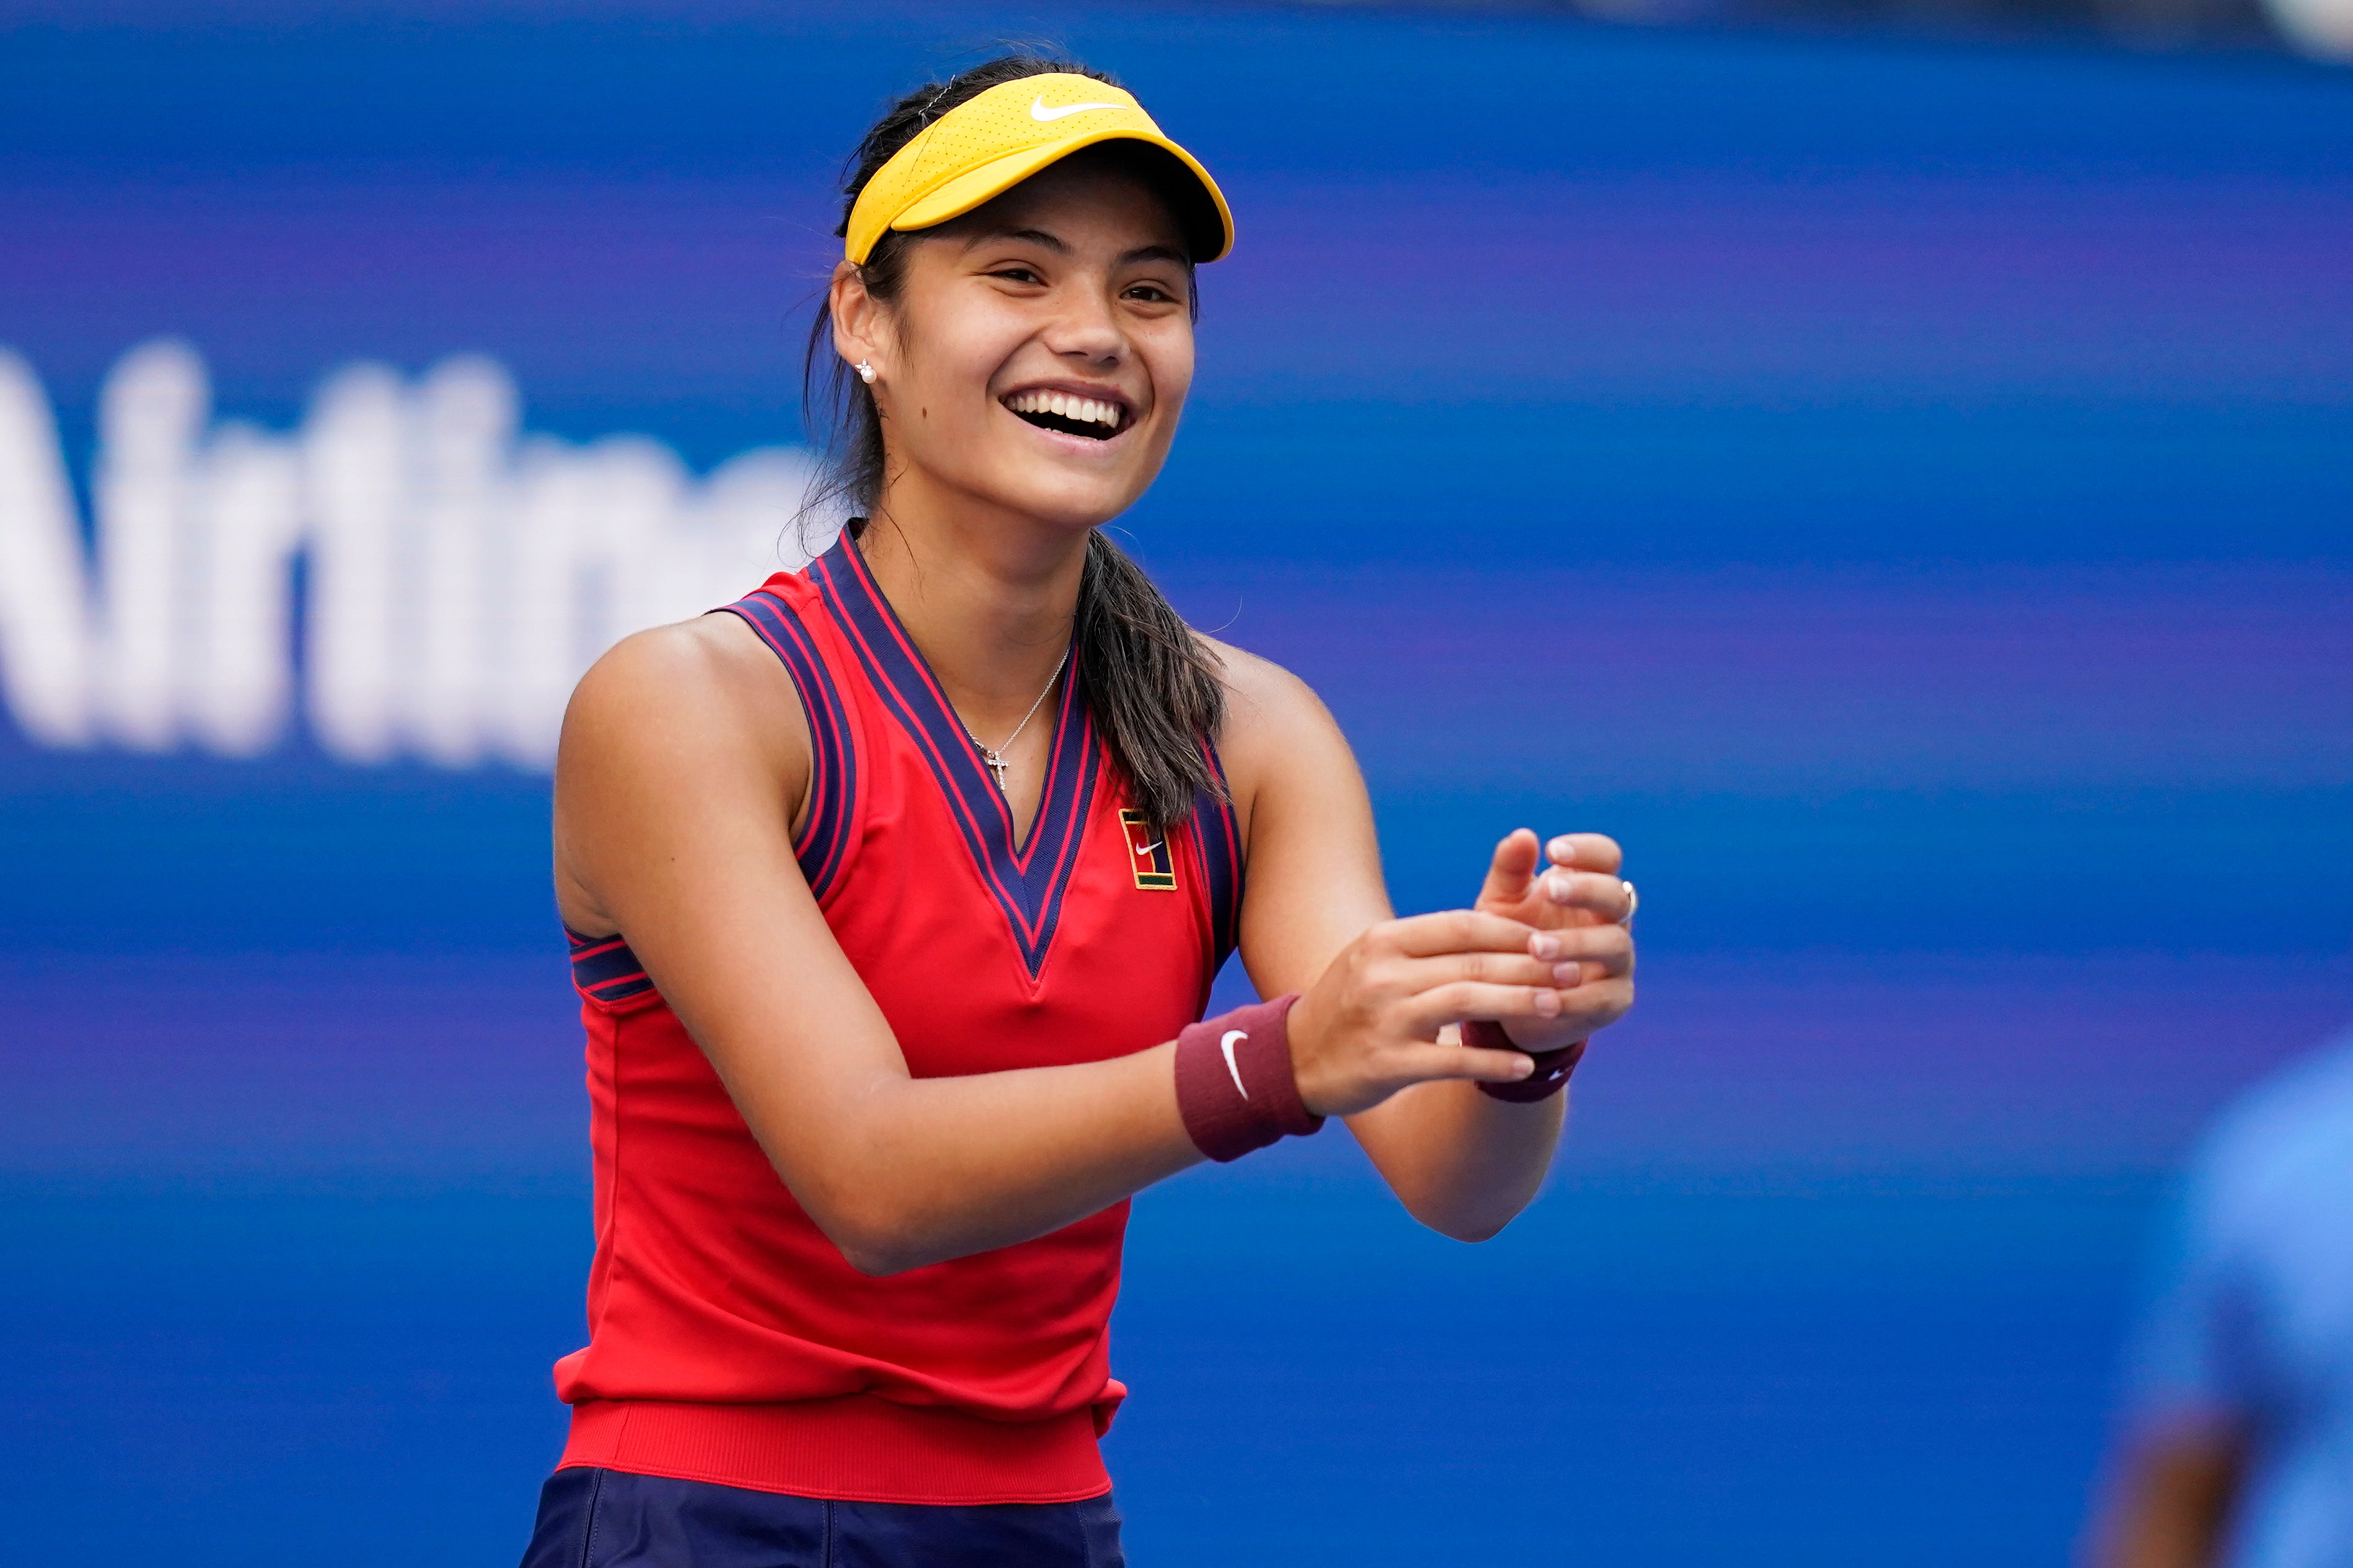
[1173,994,1324,1162]
[1462,1018,1586,1103]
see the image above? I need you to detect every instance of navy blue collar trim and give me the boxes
[811,532,1097,978]
[721,590,860,901]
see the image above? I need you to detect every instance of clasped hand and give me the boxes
[1286,830,1635,1118]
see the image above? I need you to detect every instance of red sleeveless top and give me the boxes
[551,532,1243,1504]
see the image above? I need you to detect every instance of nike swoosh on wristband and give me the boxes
[1031,97,1126,121]
[1219,1030,1251,1098]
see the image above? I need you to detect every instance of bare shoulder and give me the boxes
[555,612,811,932]
[563,613,803,770]
[1195,631,1335,737]
[1193,631,1358,823]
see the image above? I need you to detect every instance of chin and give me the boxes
[989,469,1150,533]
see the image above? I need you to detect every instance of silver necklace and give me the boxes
[959,648,1070,794]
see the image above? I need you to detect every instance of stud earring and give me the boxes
[855,360,876,385]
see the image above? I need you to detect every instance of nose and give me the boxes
[1041,284,1127,368]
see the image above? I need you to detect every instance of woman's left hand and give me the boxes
[1471,830,1636,1053]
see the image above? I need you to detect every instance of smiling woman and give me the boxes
[520,53,1638,1568]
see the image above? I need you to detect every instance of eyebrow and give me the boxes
[961,228,1191,270]
[966,226,1069,254]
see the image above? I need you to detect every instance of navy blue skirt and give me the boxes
[519,1466,1125,1568]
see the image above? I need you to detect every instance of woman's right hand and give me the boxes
[1284,910,1578,1118]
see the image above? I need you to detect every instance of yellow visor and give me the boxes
[843,74,1234,266]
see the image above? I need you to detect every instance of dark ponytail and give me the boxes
[803,53,1226,833]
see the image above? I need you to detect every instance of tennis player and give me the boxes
[519,53,1637,1567]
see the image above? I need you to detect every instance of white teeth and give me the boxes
[1005,390,1122,429]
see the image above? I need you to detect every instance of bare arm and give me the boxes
[2090,1426,2245,1568]
[1214,642,1636,1242]
[552,616,1558,1276]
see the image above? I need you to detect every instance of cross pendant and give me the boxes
[980,748,1011,793]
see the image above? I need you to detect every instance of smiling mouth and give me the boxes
[1003,388,1128,441]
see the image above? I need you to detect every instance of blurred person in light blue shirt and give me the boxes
[2092,1030,2353,1568]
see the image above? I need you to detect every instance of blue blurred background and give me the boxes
[3,2,2350,1562]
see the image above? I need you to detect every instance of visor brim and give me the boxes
[891,129,1233,264]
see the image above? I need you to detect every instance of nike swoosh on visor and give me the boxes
[1031,97,1127,122]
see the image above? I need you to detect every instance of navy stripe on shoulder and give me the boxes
[719,589,860,901]
[1195,739,1245,970]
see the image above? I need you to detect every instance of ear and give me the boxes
[829,260,886,379]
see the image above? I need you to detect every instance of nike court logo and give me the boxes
[1031,97,1125,121]
[1219,1030,1250,1098]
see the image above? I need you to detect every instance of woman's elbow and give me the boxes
[789,1172,927,1276]
[1400,1185,1530,1243]
[838,1238,918,1277]
[817,1207,926,1277]
[1424,1211,1513,1245]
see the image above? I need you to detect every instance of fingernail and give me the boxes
[1553,963,1582,986]
[1549,835,1574,859]
[1531,933,1561,959]
[1535,989,1561,1017]
[1511,1055,1536,1077]
[1549,875,1575,903]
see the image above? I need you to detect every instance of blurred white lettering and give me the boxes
[0,340,824,768]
